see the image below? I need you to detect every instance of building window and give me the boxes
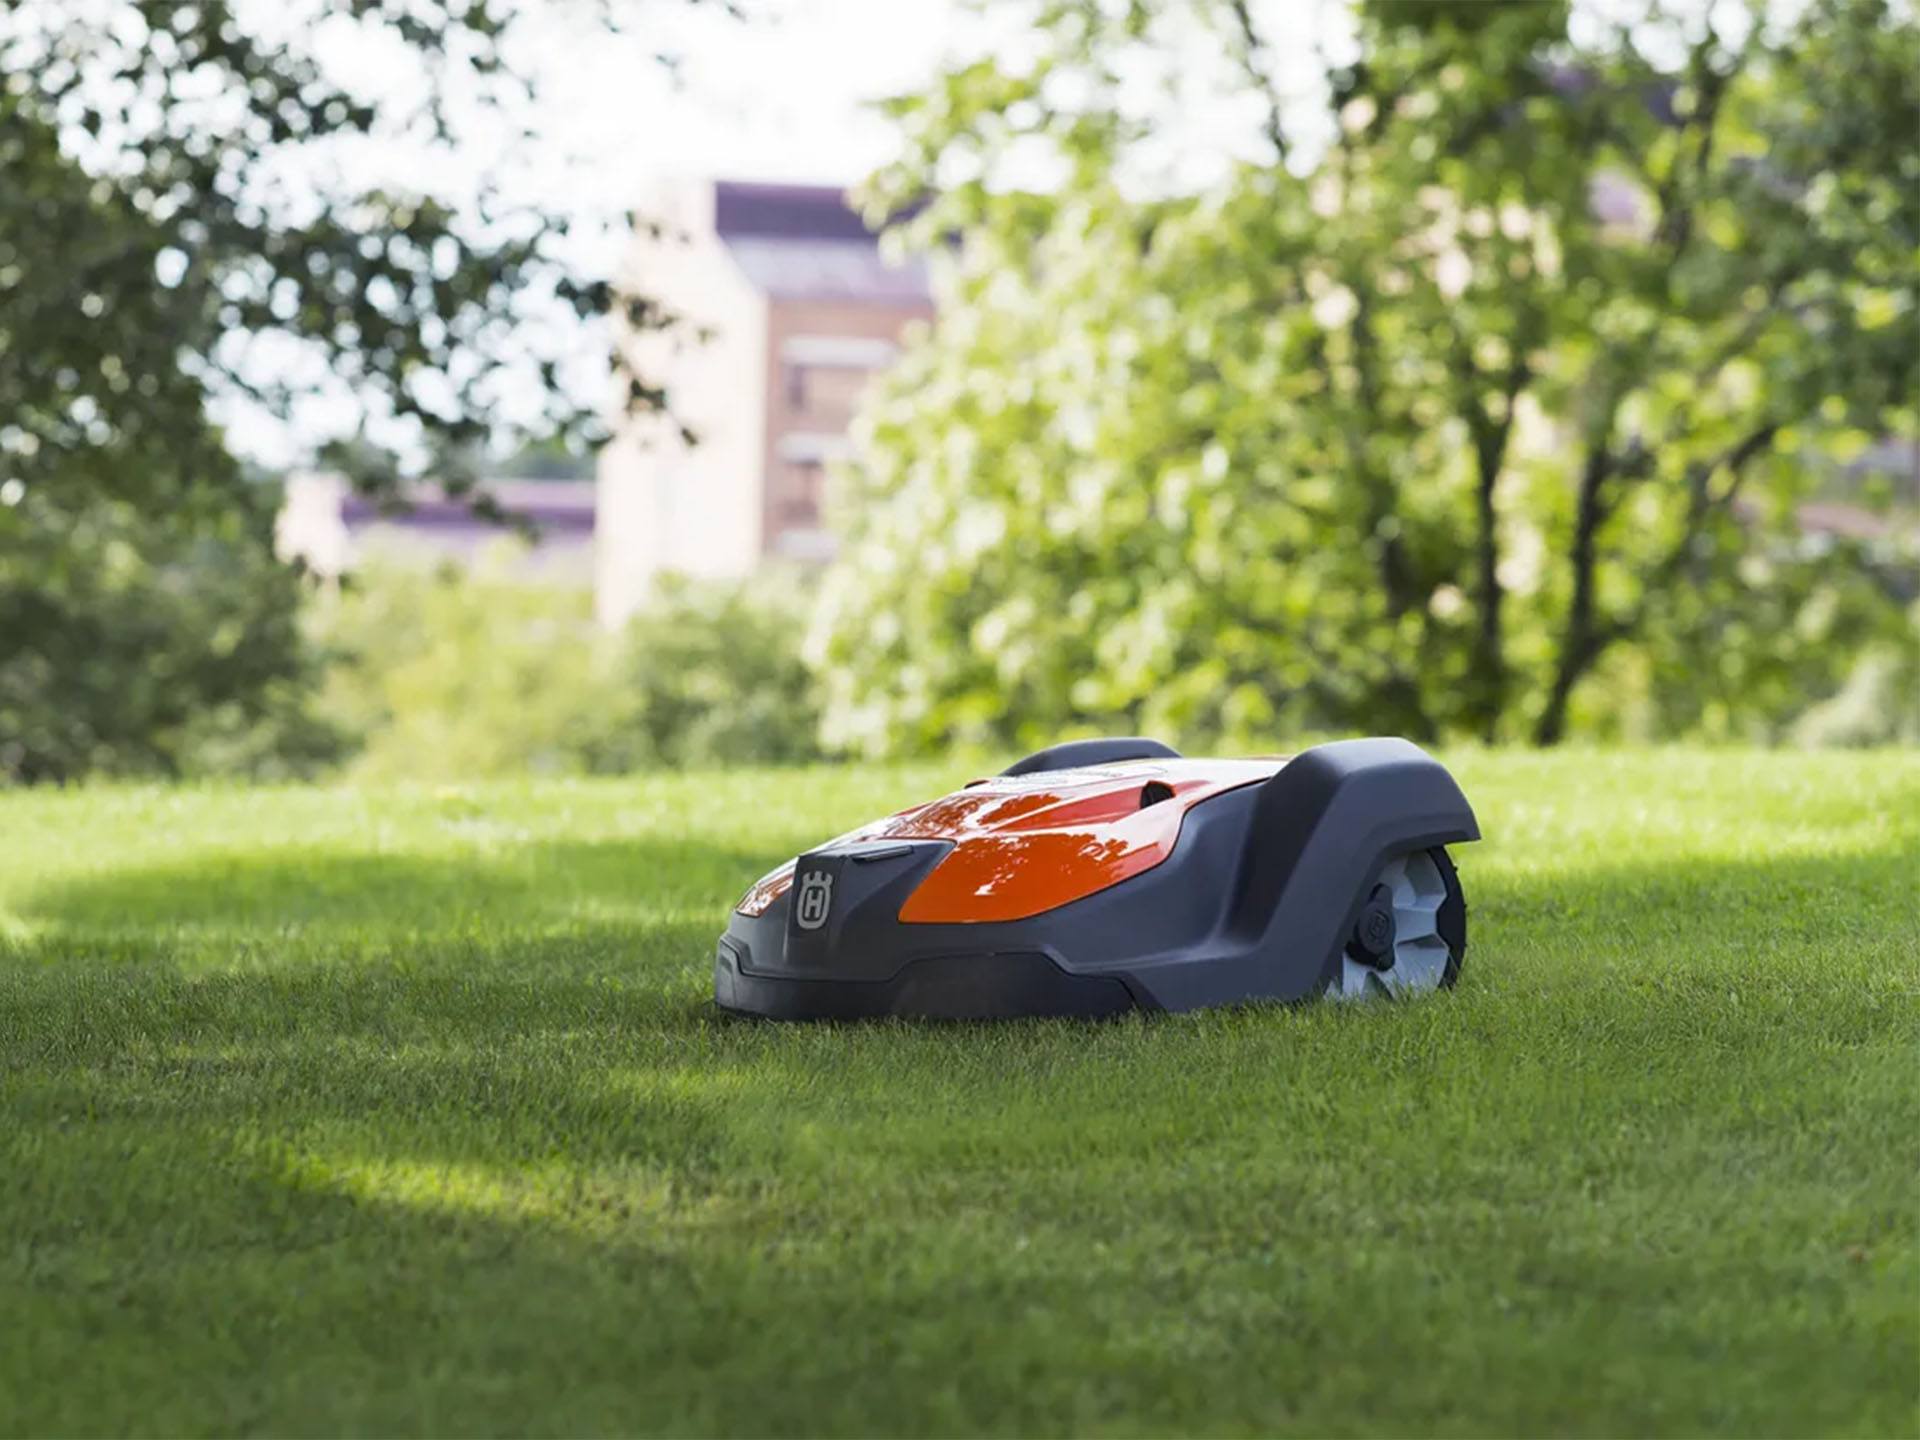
[784,362,874,417]
[777,458,826,529]
[780,335,898,420]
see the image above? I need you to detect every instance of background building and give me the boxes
[595,179,932,628]
[275,473,597,584]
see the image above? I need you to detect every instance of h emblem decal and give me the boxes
[794,870,834,931]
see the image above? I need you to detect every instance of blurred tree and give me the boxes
[311,563,824,778]
[594,575,828,769]
[0,0,716,779]
[309,558,623,780]
[0,468,344,783]
[0,103,328,779]
[813,0,1918,752]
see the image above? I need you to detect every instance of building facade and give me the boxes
[595,179,932,628]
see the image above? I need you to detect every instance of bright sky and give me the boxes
[225,0,1031,465]
[548,0,1001,187]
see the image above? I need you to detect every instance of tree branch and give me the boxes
[1644,419,1781,601]
[1221,0,1288,164]
[1653,35,1734,253]
[1448,322,1534,741]
[1536,419,1777,743]
[1342,281,1419,620]
[1534,390,1650,744]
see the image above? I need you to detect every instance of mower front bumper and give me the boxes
[713,939,1137,1021]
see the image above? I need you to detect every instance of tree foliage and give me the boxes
[812,0,1918,753]
[0,477,344,782]
[0,0,700,780]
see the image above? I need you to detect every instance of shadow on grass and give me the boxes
[0,832,778,1058]
[10,834,790,941]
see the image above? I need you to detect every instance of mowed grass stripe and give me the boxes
[1,750,1915,1436]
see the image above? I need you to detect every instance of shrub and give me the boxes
[591,575,827,770]
[311,556,825,779]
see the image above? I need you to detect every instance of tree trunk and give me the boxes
[1471,454,1505,743]
[1535,446,1611,745]
[1467,391,1527,741]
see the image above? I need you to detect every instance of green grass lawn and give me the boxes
[1,750,1915,1437]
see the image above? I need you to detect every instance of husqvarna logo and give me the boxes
[794,870,834,930]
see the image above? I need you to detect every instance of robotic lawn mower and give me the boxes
[715,736,1478,1020]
